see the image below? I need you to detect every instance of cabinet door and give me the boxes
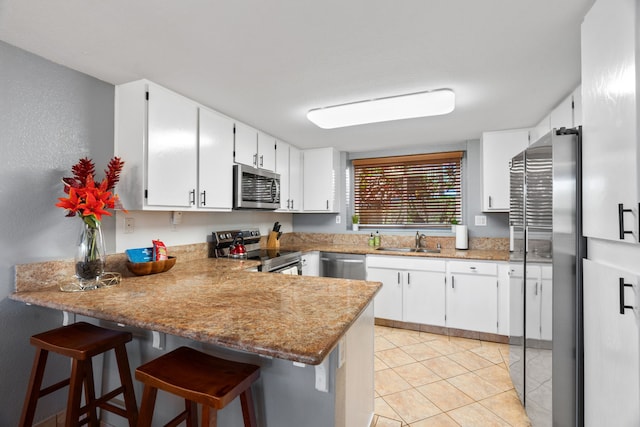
[368,267,402,321]
[257,131,276,171]
[447,273,498,333]
[289,146,302,212]
[582,0,638,242]
[583,259,639,427]
[234,122,258,167]
[301,251,319,276]
[481,129,529,211]
[147,84,198,207]
[303,147,340,212]
[403,270,445,326]
[549,94,574,130]
[198,108,233,210]
[275,140,290,210]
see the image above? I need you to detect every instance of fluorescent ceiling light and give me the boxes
[307,89,455,129]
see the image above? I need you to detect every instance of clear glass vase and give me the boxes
[75,220,106,284]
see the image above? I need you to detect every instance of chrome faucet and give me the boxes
[415,232,427,249]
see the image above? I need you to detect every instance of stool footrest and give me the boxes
[39,377,71,398]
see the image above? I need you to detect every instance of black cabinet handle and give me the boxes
[619,277,634,314]
[200,190,206,206]
[452,275,455,289]
[618,203,633,240]
[189,189,196,205]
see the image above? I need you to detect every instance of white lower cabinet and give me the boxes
[447,261,499,334]
[301,251,320,276]
[583,258,639,427]
[367,256,446,326]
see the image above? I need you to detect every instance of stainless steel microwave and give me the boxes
[233,164,281,210]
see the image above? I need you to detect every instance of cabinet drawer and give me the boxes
[449,261,497,276]
[541,265,552,280]
[366,255,445,272]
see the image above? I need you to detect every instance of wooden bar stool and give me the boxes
[135,346,260,427]
[19,321,138,427]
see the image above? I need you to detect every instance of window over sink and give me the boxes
[352,151,462,227]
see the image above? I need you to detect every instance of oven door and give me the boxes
[270,261,302,275]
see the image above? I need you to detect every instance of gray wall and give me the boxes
[293,141,509,238]
[0,41,114,424]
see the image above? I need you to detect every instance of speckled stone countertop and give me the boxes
[279,232,510,261]
[11,254,380,365]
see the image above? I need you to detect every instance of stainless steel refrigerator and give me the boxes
[508,128,584,427]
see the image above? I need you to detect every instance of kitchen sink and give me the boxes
[375,247,441,254]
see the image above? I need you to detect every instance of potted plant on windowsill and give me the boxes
[352,214,360,232]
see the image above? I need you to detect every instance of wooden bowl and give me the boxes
[126,256,176,276]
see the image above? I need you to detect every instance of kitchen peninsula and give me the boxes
[11,252,380,427]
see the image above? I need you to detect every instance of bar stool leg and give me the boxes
[184,400,197,427]
[240,389,257,427]
[201,405,217,427]
[114,345,139,426]
[137,385,158,427]
[81,359,99,427]
[19,348,49,427]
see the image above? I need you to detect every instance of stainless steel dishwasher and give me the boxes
[319,252,366,280]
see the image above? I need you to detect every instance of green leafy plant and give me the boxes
[352,214,360,224]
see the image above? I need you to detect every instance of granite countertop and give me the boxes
[283,243,510,262]
[10,257,381,365]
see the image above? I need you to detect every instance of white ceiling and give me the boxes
[0,0,594,152]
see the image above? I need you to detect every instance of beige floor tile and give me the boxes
[375,415,404,427]
[447,402,511,426]
[479,390,531,426]
[469,345,505,365]
[376,335,398,351]
[419,331,450,342]
[401,342,443,361]
[474,365,514,393]
[385,328,424,346]
[425,340,465,356]
[375,396,404,421]
[417,380,474,412]
[384,388,442,424]
[448,350,495,371]
[421,356,469,379]
[393,362,442,387]
[376,368,413,396]
[448,336,482,350]
[447,372,502,401]
[376,355,391,371]
[375,325,397,336]
[410,413,461,427]
[377,347,417,368]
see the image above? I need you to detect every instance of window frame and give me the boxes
[350,151,464,230]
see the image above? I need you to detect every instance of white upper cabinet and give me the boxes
[233,124,276,172]
[480,129,530,212]
[303,147,341,212]
[275,141,302,212]
[198,108,234,210]
[572,85,582,127]
[257,131,276,171]
[289,145,302,212]
[233,122,258,168]
[549,93,574,131]
[582,0,639,242]
[115,80,199,210]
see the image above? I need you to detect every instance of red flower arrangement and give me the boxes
[56,157,126,227]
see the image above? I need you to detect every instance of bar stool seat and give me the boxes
[135,346,260,427]
[20,321,138,427]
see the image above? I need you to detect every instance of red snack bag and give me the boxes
[153,239,168,260]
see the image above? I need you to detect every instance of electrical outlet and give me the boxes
[335,215,341,224]
[124,217,134,234]
[475,215,487,226]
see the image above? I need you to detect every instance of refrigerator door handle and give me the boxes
[619,277,634,314]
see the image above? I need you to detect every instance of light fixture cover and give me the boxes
[307,89,455,129]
